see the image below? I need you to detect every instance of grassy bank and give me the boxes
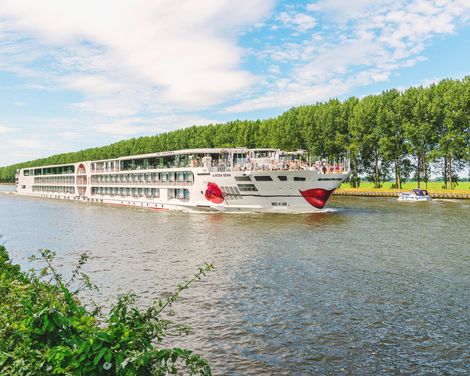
[0,246,212,375]
[337,181,470,194]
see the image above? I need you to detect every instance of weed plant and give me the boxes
[0,245,213,375]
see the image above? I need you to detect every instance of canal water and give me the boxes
[1,185,469,375]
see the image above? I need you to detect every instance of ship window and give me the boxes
[183,172,193,183]
[318,177,343,181]
[23,170,30,176]
[237,184,258,192]
[294,177,306,181]
[175,188,190,201]
[254,176,272,181]
[235,176,251,181]
[278,176,287,181]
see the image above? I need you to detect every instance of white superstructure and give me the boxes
[15,148,350,213]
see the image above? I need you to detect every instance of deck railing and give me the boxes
[89,181,193,186]
[89,159,350,174]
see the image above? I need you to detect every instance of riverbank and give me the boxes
[335,181,470,199]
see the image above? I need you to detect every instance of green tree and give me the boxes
[350,95,382,187]
[402,86,436,189]
[378,89,407,189]
[431,78,469,189]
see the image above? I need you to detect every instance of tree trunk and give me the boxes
[352,156,359,188]
[443,157,448,189]
[423,156,428,190]
[449,158,453,190]
[417,154,421,188]
[355,157,359,188]
[395,160,401,189]
[374,152,379,188]
[395,163,398,188]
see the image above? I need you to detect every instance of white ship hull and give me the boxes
[397,190,432,202]
[15,148,349,213]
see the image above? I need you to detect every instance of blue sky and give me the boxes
[0,0,469,166]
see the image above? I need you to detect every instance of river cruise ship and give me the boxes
[15,148,350,213]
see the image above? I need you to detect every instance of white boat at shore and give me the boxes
[15,148,350,213]
[398,189,432,202]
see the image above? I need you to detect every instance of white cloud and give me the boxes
[60,75,126,97]
[268,65,281,75]
[0,0,275,112]
[1,137,72,165]
[0,125,16,134]
[307,0,388,21]
[94,118,155,136]
[230,0,470,112]
[94,115,219,137]
[277,11,317,32]
[0,0,469,166]
[9,138,44,148]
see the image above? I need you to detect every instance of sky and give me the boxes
[0,0,469,167]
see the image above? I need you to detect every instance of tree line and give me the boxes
[1,76,469,188]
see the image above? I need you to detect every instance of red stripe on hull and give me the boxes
[299,188,335,209]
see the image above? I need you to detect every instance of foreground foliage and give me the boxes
[0,76,468,188]
[0,246,213,375]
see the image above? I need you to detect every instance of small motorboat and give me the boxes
[398,189,432,201]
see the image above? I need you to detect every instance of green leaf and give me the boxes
[104,349,112,363]
[93,347,108,366]
[96,331,111,343]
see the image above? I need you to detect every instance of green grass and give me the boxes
[339,181,470,192]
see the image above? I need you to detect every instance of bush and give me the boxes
[348,176,361,188]
[0,246,213,375]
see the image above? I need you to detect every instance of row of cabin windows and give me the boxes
[90,172,194,184]
[90,187,190,201]
[235,175,305,182]
[32,186,75,194]
[24,166,75,176]
[34,176,75,184]
[168,189,191,201]
[91,187,160,198]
